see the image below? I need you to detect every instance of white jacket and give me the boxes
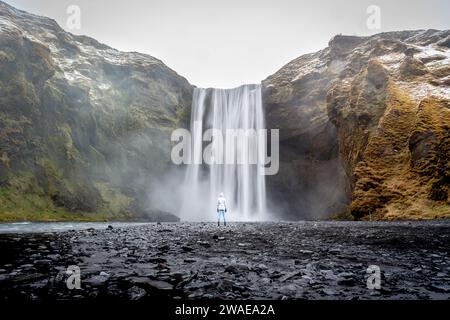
[217,196,227,211]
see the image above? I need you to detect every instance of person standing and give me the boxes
[217,192,227,226]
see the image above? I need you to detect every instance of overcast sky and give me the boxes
[5,0,450,88]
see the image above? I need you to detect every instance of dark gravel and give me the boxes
[0,221,449,300]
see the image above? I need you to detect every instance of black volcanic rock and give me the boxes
[0,221,449,300]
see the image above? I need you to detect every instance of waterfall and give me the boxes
[180,84,267,221]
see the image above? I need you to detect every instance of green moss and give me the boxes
[430,204,450,218]
[175,104,191,128]
[58,124,78,160]
[0,172,131,222]
[37,157,60,179]
[95,182,133,215]
[0,171,66,221]
[330,210,354,221]
[0,152,10,168]
[89,145,106,163]
[0,50,14,62]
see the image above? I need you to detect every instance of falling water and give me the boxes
[180,84,267,221]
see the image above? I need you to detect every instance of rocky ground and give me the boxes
[0,221,449,300]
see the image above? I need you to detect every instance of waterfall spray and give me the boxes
[180,84,267,221]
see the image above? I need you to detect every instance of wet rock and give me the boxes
[232,284,247,293]
[279,271,301,282]
[169,272,185,284]
[337,272,355,278]
[321,289,336,296]
[337,278,357,286]
[19,264,35,270]
[225,264,250,274]
[1,221,449,300]
[8,273,47,284]
[429,284,450,293]
[337,272,357,286]
[157,229,173,233]
[321,270,337,280]
[255,263,268,271]
[379,287,393,295]
[279,283,298,295]
[148,257,167,264]
[84,275,109,286]
[33,259,52,270]
[47,254,61,261]
[261,277,271,284]
[187,292,203,298]
[216,279,235,292]
[224,265,238,274]
[196,241,210,247]
[127,277,173,291]
[127,286,147,300]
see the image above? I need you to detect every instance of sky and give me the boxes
[5,0,450,88]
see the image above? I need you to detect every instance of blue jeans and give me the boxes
[217,209,225,221]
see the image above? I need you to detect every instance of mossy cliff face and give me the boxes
[264,30,450,220]
[0,2,192,221]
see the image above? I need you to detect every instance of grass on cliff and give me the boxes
[384,201,450,220]
[352,84,450,220]
[0,171,129,222]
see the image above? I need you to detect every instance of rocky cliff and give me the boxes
[263,30,450,220]
[0,1,192,221]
